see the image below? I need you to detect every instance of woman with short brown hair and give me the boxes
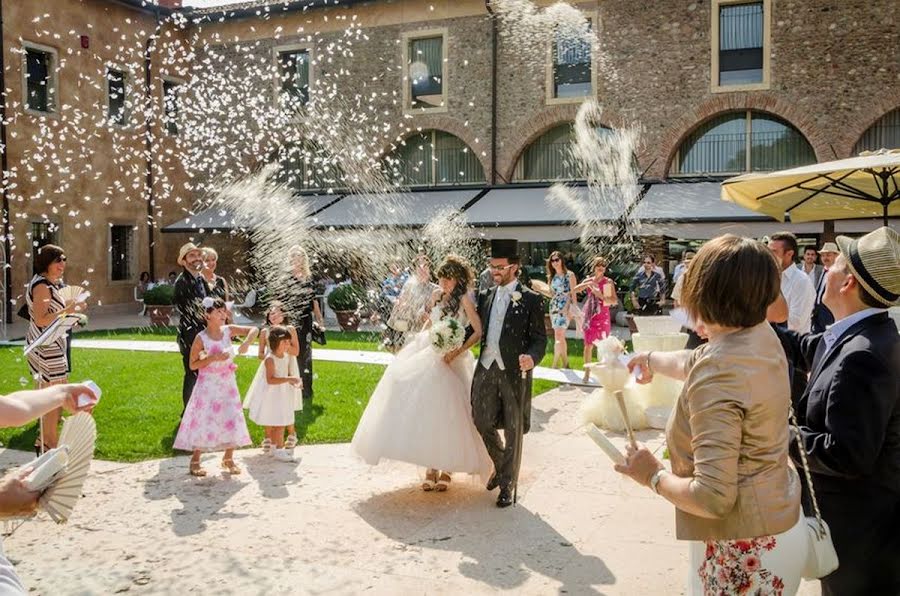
[617,235,806,595]
[25,245,84,452]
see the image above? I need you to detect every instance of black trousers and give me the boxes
[177,332,198,412]
[814,488,900,596]
[637,297,661,315]
[471,363,524,489]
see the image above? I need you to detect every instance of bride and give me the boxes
[351,254,493,491]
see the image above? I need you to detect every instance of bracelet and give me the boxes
[646,351,654,375]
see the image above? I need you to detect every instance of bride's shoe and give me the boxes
[435,472,451,492]
[422,469,438,491]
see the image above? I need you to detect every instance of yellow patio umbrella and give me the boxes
[721,149,900,227]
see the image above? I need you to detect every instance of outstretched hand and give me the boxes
[626,353,653,384]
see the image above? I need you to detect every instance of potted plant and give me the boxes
[327,284,365,331]
[143,284,176,326]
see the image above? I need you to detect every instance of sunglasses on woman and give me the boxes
[55,256,67,263]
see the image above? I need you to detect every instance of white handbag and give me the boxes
[791,409,840,580]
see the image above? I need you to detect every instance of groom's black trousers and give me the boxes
[472,363,523,489]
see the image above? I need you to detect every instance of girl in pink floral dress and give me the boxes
[174,297,257,476]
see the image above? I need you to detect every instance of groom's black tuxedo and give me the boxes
[471,280,547,493]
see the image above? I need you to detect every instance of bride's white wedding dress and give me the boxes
[351,306,493,478]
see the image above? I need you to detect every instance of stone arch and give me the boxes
[377,114,489,181]
[501,104,633,182]
[841,91,900,156]
[658,93,829,177]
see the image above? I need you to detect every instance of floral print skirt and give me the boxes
[689,515,806,595]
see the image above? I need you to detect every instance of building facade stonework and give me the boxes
[2,0,897,313]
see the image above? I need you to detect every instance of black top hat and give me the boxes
[490,239,519,259]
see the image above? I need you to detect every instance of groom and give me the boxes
[472,239,547,508]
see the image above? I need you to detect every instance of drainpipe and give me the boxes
[0,0,12,324]
[143,6,161,280]
[485,0,498,185]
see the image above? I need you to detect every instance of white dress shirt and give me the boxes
[781,265,816,333]
[822,307,886,357]
[480,279,518,370]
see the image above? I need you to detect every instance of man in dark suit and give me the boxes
[173,242,208,411]
[472,239,547,508]
[809,242,838,334]
[776,226,900,596]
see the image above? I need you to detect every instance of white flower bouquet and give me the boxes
[430,317,465,354]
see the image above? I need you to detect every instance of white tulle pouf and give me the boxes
[579,386,648,432]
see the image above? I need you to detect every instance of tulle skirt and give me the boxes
[351,331,493,478]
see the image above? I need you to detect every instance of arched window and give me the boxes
[673,111,815,175]
[383,130,484,186]
[277,141,342,192]
[512,123,626,182]
[854,108,900,154]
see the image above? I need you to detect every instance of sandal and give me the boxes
[221,459,241,475]
[435,472,451,492]
[422,469,438,491]
[189,461,207,477]
[284,434,298,449]
[261,438,273,455]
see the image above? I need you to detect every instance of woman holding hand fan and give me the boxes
[351,255,492,492]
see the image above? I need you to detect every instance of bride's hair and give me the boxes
[435,254,474,318]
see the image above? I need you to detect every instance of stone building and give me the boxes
[3,0,898,318]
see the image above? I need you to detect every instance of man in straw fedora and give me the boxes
[776,226,899,595]
[810,242,839,334]
[173,242,208,412]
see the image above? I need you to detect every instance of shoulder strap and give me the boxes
[790,408,827,535]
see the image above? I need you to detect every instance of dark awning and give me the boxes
[632,181,768,222]
[463,186,628,227]
[309,188,483,229]
[162,195,340,233]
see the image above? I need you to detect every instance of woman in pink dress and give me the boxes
[174,297,257,476]
[575,256,618,381]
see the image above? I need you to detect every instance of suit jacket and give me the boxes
[809,273,834,334]
[173,270,207,346]
[475,281,548,433]
[778,312,900,496]
[797,263,824,288]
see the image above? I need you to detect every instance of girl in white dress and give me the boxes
[352,255,493,491]
[246,326,303,462]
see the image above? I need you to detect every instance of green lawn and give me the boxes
[77,327,385,352]
[0,344,564,462]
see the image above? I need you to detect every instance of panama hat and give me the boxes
[818,242,839,254]
[835,227,900,306]
[177,242,201,267]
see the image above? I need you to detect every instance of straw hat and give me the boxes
[818,242,839,254]
[835,227,900,306]
[177,242,201,267]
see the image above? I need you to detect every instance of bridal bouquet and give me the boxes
[430,317,465,354]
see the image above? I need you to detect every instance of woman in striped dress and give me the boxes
[25,244,80,453]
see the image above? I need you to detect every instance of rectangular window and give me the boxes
[24,46,56,113]
[109,225,134,282]
[31,221,59,249]
[718,2,764,86]
[552,20,593,99]
[408,35,444,109]
[107,68,127,126]
[162,80,179,136]
[277,49,310,106]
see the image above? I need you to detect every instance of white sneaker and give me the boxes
[273,448,295,462]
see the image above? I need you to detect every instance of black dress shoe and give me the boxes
[496,486,513,508]
[486,473,500,491]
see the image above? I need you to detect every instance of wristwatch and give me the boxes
[649,469,668,494]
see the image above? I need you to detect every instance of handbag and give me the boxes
[791,409,840,580]
[311,322,326,346]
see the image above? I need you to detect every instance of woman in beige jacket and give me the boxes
[617,235,805,595]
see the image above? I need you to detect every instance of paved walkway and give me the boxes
[3,337,600,386]
[0,386,819,595]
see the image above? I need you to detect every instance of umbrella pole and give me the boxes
[884,203,889,228]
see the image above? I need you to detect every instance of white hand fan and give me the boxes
[58,285,88,304]
[39,413,96,524]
